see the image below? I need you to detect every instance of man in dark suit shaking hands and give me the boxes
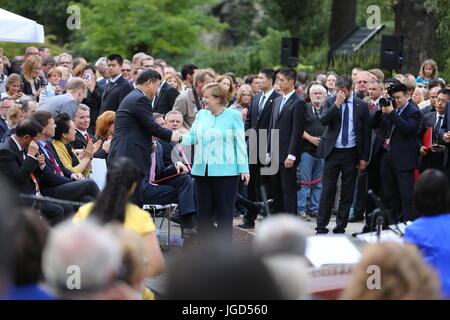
[108,69,183,206]
[100,54,133,114]
[267,68,306,214]
[316,75,371,234]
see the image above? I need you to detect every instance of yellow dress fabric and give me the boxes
[52,139,91,177]
[73,202,156,235]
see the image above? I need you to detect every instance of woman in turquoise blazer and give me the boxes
[181,82,249,243]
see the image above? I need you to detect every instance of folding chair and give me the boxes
[143,203,178,249]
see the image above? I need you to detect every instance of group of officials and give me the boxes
[3,49,450,241]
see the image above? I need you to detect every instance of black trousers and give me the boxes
[379,152,415,223]
[53,179,100,204]
[269,164,297,214]
[316,147,358,233]
[242,163,268,222]
[195,174,239,245]
[354,151,382,221]
[40,202,65,226]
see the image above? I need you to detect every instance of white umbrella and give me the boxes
[0,8,45,43]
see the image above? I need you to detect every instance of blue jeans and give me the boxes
[297,152,324,212]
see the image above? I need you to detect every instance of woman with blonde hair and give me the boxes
[412,87,425,105]
[0,73,23,101]
[216,74,234,102]
[6,104,24,128]
[229,84,252,121]
[340,241,440,300]
[21,55,44,99]
[165,73,183,92]
[416,59,439,85]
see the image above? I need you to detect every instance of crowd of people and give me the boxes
[1,46,450,300]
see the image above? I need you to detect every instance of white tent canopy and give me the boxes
[0,8,45,43]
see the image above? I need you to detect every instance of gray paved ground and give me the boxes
[145,213,366,298]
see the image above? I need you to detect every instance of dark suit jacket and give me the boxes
[153,81,180,115]
[0,117,9,142]
[268,92,306,164]
[72,130,107,159]
[371,102,423,171]
[100,75,133,114]
[245,90,281,132]
[155,141,178,179]
[108,89,173,178]
[417,111,438,147]
[317,95,371,162]
[21,75,44,97]
[0,137,39,197]
[439,101,450,167]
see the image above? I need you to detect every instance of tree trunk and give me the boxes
[328,0,357,47]
[393,0,436,74]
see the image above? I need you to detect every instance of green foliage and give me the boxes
[74,0,224,61]
[425,0,450,81]
[0,0,88,45]
[0,35,67,60]
[186,27,290,77]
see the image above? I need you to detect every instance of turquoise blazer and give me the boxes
[181,108,249,176]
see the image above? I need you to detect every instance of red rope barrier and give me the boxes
[300,178,323,185]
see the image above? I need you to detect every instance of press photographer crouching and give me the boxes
[371,82,423,224]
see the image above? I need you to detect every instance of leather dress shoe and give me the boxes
[237,220,255,229]
[181,228,197,240]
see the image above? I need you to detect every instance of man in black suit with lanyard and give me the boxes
[108,69,183,206]
[316,75,371,234]
[266,68,306,215]
[100,54,133,114]
[238,68,280,228]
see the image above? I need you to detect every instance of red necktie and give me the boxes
[177,145,192,171]
[45,143,64,176]
[85,133,91,143]
[370,103,375,112]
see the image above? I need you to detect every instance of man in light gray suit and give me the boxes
[37,78,86,120]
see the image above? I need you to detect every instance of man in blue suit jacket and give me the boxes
[315,75,371,234]
[372,83,423,224]
[108,69,181,205]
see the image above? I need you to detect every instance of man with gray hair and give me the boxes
[297,84,327,220]
[37,78,87,120]
[253,214,311,257]
[95,57,109,92]
[56,53,73,72]
[41,220,136,299]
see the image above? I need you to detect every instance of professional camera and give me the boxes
[379,96,393,107]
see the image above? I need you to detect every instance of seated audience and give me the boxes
[0,73,24,101]
[340,241,440,300]
[73,157,165,278]
[52,113,101,177]
[42,220,136,299]
[404,169,450,298]
[7,209,54,300]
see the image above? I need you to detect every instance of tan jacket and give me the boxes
[172,88,198,130]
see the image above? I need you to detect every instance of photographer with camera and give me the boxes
[371,82,423,224]
[81,64,103,135]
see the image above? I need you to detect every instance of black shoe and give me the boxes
[316,228,329,234]
[237,220,255,229]
[348,215,364,223]
[170,213,181,225]
[333,228,346,234]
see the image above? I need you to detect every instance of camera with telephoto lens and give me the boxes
[379,96,393,108]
